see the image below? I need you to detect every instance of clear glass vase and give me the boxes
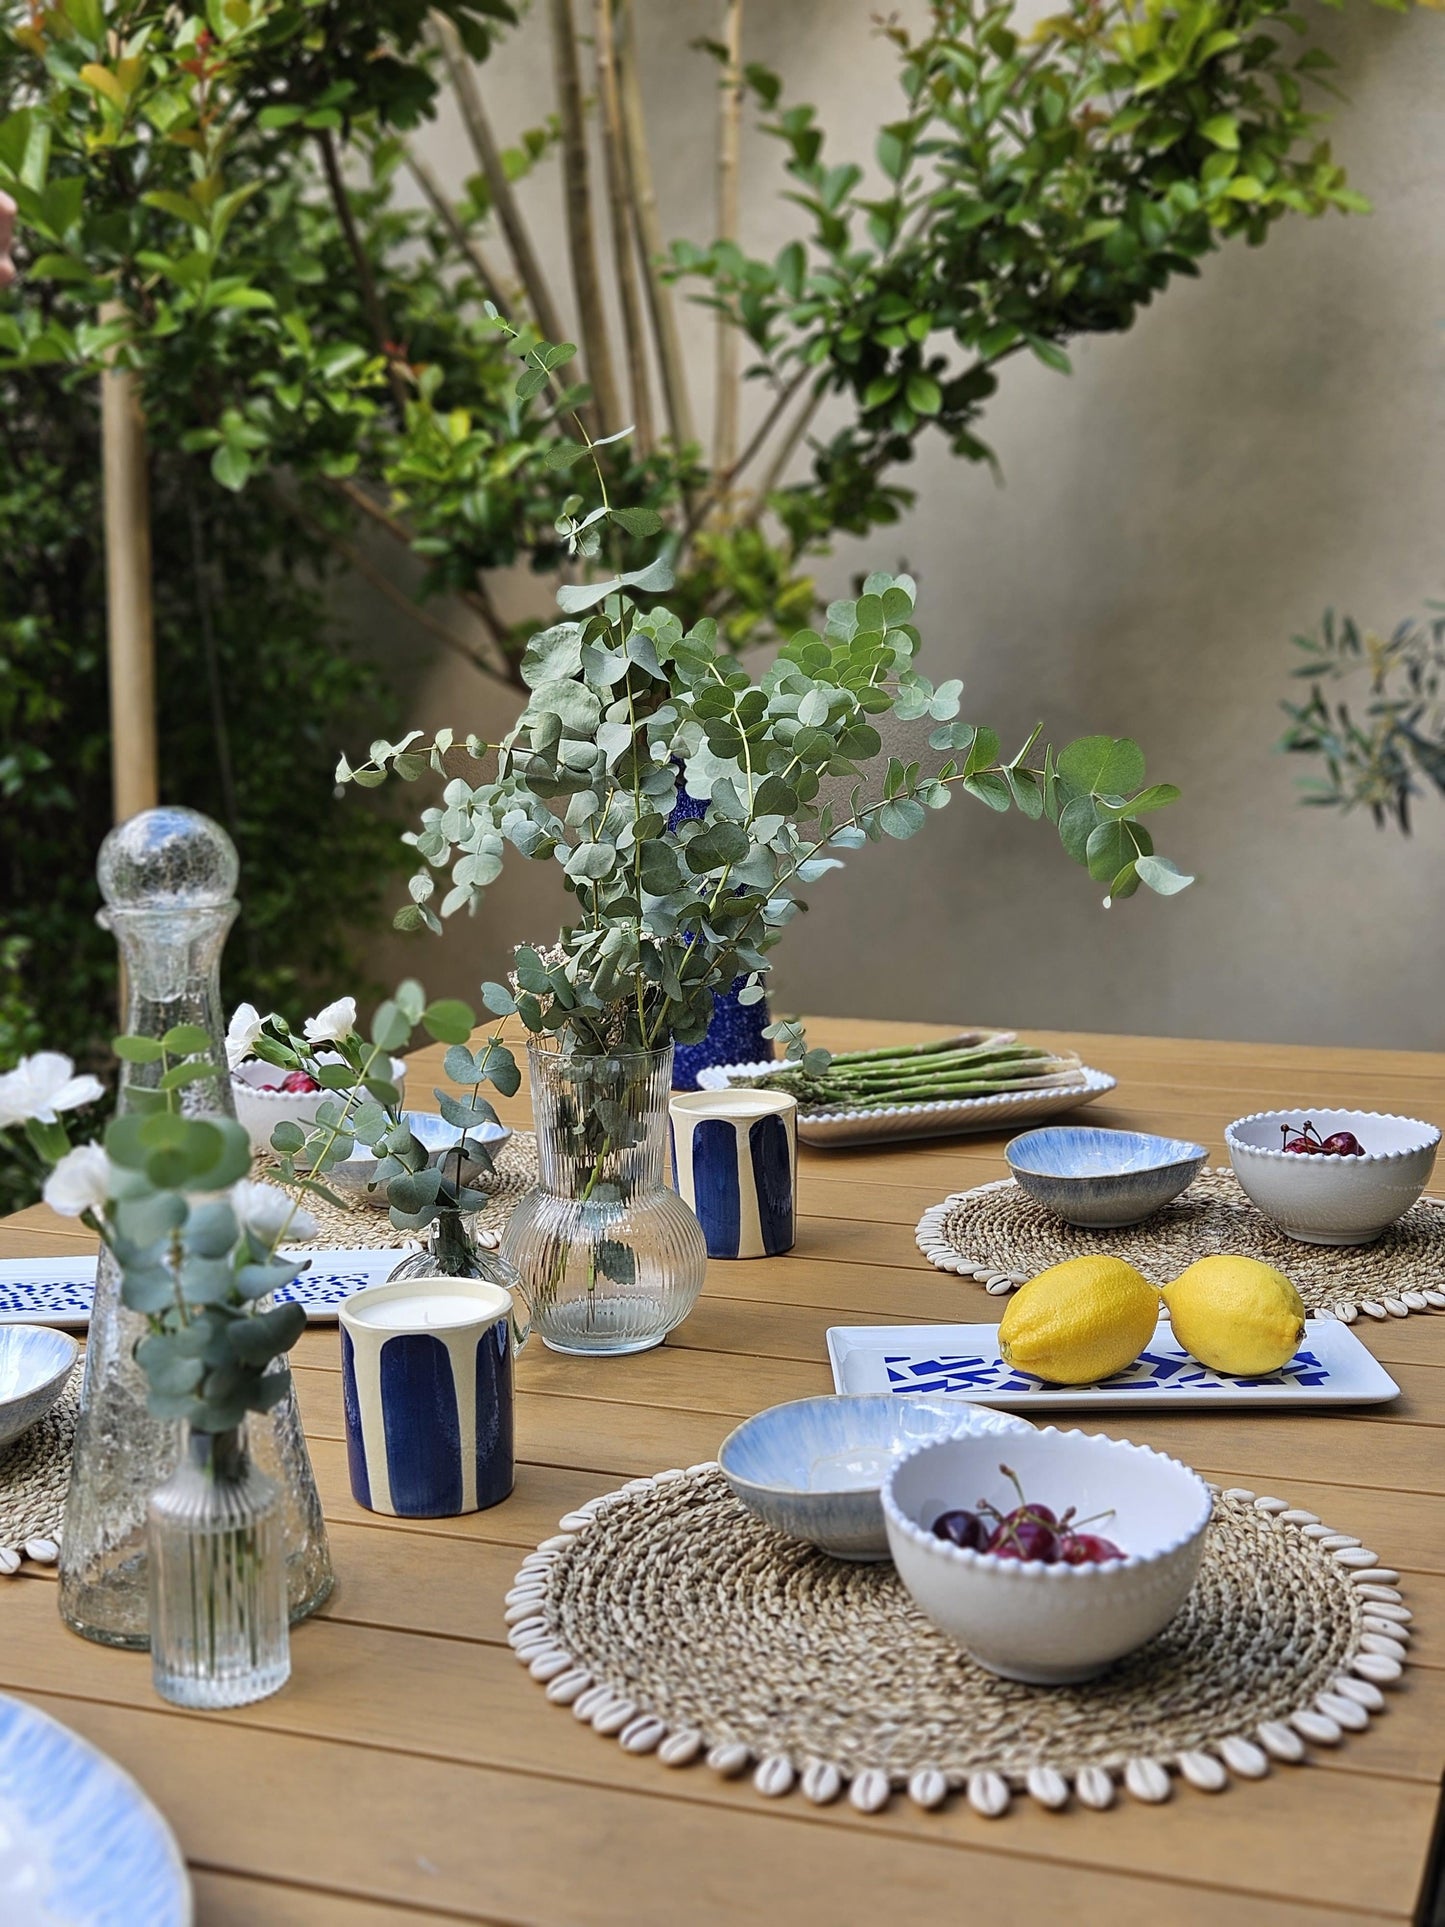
[58,807,333,1648]
[147,1424,289,1709]
[500,1043,707,1355]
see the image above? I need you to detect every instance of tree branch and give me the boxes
[428,10,568,351]
[712,0,744,471]
[678,363,809,554]
[315,128,410,418]
[616,0,695,454]
[549,0,623,436]
[740,380,826,529]
[401,144,513,319]
[594,0,653,456]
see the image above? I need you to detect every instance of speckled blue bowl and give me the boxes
[718,1395,1033,1561]
[1005,1126,1208,1228]
[0,1325,79,1449]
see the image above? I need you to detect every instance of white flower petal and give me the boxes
[0,1052,103,1125]
[43,1144,112,1218]
[303,996,358,1046]
[225,1003,267,1070]
[230,1179,314,1248]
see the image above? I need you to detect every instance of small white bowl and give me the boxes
[882,1428,1212,1684]
[719,1395,1033,1561]
[1226,1108,1440,1246]
[232,1055,408,1154]
[0,1326,79,1449]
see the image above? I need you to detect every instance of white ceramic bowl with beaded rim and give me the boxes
[1226,1109,1440,1246]
[882,1428,1213,1684]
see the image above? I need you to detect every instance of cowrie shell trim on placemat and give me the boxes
[508,1470,1409,1817]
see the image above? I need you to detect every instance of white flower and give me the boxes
[303,996,357,1046]
[0,1052,106,1130]
[43,1144,113,1219]
[225,1002,269,1070]
[230,1179,316,1248]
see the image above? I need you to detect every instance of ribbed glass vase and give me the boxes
[500,1043,707,1355]
[147,1424,289,1709]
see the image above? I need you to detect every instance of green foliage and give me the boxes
[250,982,519,1236]
[0,0,1424,681]
[1281,602,1445,829]
[0,358,408,1213]
[344,575,1190,1053]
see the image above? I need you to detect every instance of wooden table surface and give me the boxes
[3,1018,1445,1926]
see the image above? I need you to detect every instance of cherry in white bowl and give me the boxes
[882,1428,1212,1684]
[231,1055,408,1154]
[1226,1108,1440,1246]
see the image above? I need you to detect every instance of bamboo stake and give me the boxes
[593,0,653,456]
[99,303,158,822]
[712,0,743,473]
[402,145,513,319]
[616,0,695,453]
[549,0,623,437]
[428,11,568,351]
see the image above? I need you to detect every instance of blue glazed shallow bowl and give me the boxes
[0,1325,79,1449]
[718,1394,1033,1561]
[1005,1126,1207,1228]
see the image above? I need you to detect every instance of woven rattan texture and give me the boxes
[531,1469,1399,1804]
[0,1366,78,1550]
[251,1130,538,1249]
[919,1169,1445,1321]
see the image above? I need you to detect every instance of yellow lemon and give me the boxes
[1163,1255,1305,1376]
[999,1255,1160,1385]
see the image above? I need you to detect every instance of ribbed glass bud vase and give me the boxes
[500,1043,706,1355]
[147,1425,289,1709]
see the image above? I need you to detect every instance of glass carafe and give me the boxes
[58,807,332,1647]
[500,1042,707,1355]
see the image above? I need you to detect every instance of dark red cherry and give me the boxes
[932,1509,986,1550]
[281,1069,321,1094]
[1060,1532,1126,1565]
[1321,1131,1364,1157]
[987,1519,1059,1563]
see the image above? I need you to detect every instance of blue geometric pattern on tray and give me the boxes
[0,1249,410,1327]
[0,1692,191,1924]
[884,1340,1331,1400]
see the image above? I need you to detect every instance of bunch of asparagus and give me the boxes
[730,1033,1084,1114]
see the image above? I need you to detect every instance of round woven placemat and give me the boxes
[916,1169,1445,1324]
[0,1364,78,1575]
[251,1129,539,1249]
[508,1467,1410,1817]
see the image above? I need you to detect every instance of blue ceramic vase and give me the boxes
[667,776,772,1088]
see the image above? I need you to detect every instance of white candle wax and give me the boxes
[349,1293,486,1332]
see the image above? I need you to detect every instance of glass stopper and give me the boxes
[97,806,239,910]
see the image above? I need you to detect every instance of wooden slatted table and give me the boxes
[3,1019,1444,1925]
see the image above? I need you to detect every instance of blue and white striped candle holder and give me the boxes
[669,1088,797,1259]
[338,1277,522,1518]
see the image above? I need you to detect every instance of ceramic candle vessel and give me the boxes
[339,1277,524,1517]
[669,1088,797,1259]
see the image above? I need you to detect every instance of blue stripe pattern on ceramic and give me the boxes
[380,1334,463,1517]
[749,1113,793,1255]
[0,1693,191,1924]
[339,1326,372,1511]
[475,1322,514,1511]
[693,1117,743,1256]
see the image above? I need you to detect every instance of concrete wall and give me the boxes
[354,0,1445,1048]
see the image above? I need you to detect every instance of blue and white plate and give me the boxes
[827,1317,1400,1408]
[0,1693,190,1924]
[0,1248,416,1330]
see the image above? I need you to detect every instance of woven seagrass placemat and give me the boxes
[916,1169,1445,1325]
[0,1365,78,1573]
[508,1467,1410,1817]
[250,1129,539,1250]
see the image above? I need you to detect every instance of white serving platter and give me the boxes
[0,1247,415,1330]
[697,1060,1116,1146]
[827,1317,1399,1409]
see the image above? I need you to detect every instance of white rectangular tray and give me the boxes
[697,1058,1115,1145]
[0,1247,416,1329]
[827,1317,1399,1409]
